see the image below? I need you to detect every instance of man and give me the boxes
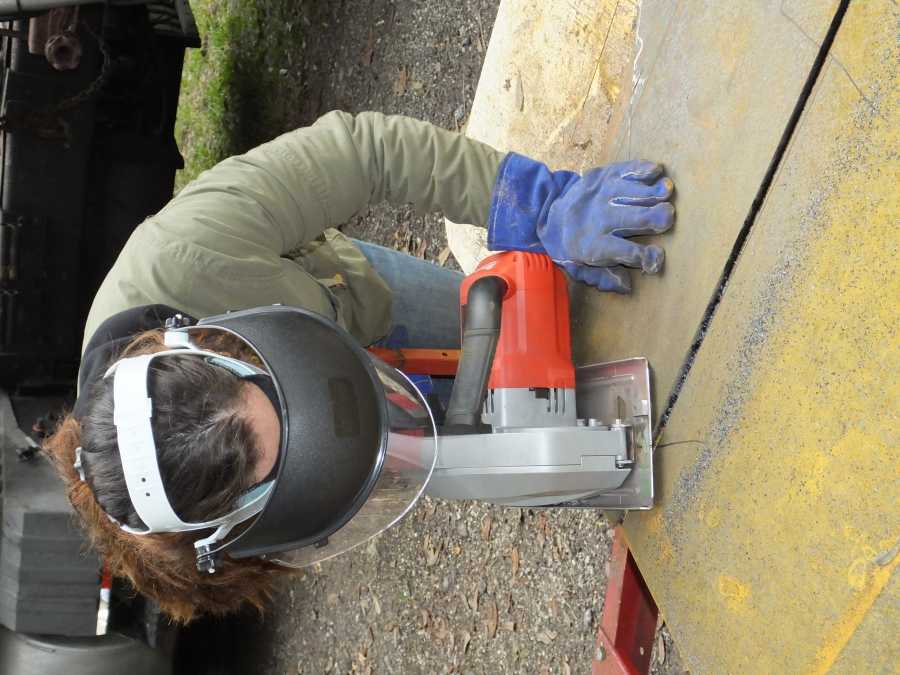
[47,111,675,621]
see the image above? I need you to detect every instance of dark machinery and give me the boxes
[0,2,197,672]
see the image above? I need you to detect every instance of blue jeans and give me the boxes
[353,240,463,349]
[354,240,462,407]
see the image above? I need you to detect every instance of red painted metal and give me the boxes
[368,347,460,376]
[592,527,659,675]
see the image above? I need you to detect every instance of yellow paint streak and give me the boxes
[829,0,897,100]
[703,506,721,529]
[644,509,664,535]
[717,575,751,612]
[809,554,899,674]
[712,20,751,82]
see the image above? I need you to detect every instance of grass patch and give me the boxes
[174,0,306,190]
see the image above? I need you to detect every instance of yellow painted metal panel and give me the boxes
[623,1,899,671]
[571,0,839,415]
[830,570,899,673]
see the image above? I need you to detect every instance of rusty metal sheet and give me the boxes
[623,0,899,671]
[571,0,840,418]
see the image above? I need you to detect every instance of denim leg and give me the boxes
[353,240,463,349]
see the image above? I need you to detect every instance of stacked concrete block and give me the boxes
[2,440,100,636]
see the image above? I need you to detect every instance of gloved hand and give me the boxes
[487,153,675,293]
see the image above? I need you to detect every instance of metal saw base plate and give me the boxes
[563,357,654,510]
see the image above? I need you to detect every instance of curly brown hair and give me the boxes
[43,328,294,623]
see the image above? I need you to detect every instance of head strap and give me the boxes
[76,341,275,571]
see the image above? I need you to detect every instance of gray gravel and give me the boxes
[241,499,614,674]
[293,0,497,268]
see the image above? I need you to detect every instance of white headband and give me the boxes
[77,337,275,570]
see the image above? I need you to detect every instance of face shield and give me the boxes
[89,305,437,572]
[268,355,437,569]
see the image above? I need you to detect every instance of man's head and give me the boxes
[79,349,279,531]
[45,305,436,621]
[45,328,289,622]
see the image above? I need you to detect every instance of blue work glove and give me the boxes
[487,153,675,293]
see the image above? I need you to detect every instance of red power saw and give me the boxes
[414,251,653,509]
[382,251,655,509]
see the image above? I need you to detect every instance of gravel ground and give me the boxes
[184,1,687,673]
[241,499,615,674]
[293,0,496,268]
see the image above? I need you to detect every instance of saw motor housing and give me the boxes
[427,251,654,509]
[466,252,576,430]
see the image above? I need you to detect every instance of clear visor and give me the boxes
[271,355,437,568]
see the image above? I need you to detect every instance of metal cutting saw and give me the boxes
[377,250,655,511]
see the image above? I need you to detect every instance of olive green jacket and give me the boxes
[82,111,505,352]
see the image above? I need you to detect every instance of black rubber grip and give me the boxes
[443,276,506,431]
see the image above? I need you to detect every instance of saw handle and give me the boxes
[443,275,506,431]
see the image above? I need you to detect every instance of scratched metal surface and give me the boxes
[570,0,839,417]
[453,1,896,669]
[621,1,899,671]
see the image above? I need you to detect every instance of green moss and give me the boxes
[174,0,305,190]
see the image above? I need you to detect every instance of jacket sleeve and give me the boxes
[155,110,505,255]
[82,112,504,350]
